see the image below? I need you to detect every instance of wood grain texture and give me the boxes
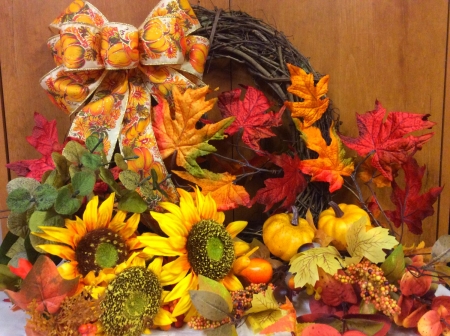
[0,56,9,238]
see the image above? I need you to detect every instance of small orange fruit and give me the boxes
[240,258,273,284]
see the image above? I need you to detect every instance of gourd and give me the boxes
[318,201,371,250]
[262,207,315,261]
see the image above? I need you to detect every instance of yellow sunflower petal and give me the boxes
[183,304,198,323]
[153,307,176,326]
[89,286,106,300]
[109,210,127,231]
[148,257,163,278]
[66,218,86,237]
[225,221,248,238]
[35,227,74,247]
[119,213,140,239]
[58,261,78,279]
[140,236,186,256]
[160,255,190,285]
[234,240,250,256]
[164,271,196,302]
[178,188,200,230]
[38,244,75,261]
[199,190,218,220]
[214,211,225,224]
[221,272,243,291]
[97,193,114,229]
[159,202,183,220]
[83,195,99,231]
[151,211,187,238]
[172,292,193,317]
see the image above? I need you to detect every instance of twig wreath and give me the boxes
[193,5,335,218]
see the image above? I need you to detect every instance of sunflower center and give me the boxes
[101,267,162,336]
[75,228,128,276]
[186,219,234,281]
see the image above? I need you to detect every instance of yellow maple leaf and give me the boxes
[245,288,282,334]
[289,246,343,288]
[346,218,398,264]
[284,63,330,128]
[172,169,251,211]
[297,120,354,192]
[152,86,234,176]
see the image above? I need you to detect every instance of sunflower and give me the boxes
[98,255,175,336]
[138,187,249,318]
[34,193,145,281]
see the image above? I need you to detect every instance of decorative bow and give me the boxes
[40,0,210,202]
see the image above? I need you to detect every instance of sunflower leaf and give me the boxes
[198,275,233,312]
[6,188,33,214]
[80,152,102,170]
[33,184,58,211]
[54,185,82,215]
[189,290,231,321]
[119,170,140,190]
[117,191,147,213]
[72,171,96,197]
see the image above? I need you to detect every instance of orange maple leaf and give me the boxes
[260,297,297,334]
[297,120,354,192]
[284,63,330,128]
[152,86,234,176]
[172,169,251,211]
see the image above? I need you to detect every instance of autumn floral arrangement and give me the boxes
[1,1,450,336]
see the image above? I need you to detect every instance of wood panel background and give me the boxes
[0,0,448,247]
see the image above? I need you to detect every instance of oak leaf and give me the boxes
[4,255,79,314]
[218,86,284,151]
[289,246,343,288]
[251,153,307,212]
[297,120,354,192]
[339,101,435,181]
[152,86,234,176]
[6,112,63,181]
[385,157,443,235]
[346,218,398,264]
[172,170,251,211]
[284,63,330,127]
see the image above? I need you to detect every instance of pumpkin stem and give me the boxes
[291,206,299,226]
[329,201,344,218]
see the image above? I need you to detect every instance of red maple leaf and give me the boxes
[385,157,443,235]
[6,112,63,181]
[218,86,284,152]
[251,153,307,212]
[4,255,79,314]
[339,101,435,181]
[318,270,357,307]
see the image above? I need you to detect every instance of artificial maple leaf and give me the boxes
[297,120,354,192]
[260,298,297,334]
[289,246,343,288]
[5,255,79,314]
[339,101,436,181]
[385,157,443,235]
[284,63,330,128]
[6,112,63,181]
[245,287,283,334]
[345,217,398,264]
[152,86,234,177]
[317,269,357,307]
[251,153,307,212]
[358,160,392,188]
[301,323,341,336]
[172,169,251,211]
[217,86,284,152]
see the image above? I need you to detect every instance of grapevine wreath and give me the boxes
[0,1,448,336]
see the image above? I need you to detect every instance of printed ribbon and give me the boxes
[40,0,210,202]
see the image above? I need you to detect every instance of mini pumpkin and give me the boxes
[262,206,315,261]
[318,201,371,250]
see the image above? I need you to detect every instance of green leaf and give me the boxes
[0,232,19,265]
[0,264,20,291]
[431,235,450,263]
[85,135,104,153]
[72,171,96,197]
[198,275,233,311]
[99,167,123,195]
[81,152,102,170]
[345,318,384,336]
[381,244,405,283]
[114,153,128,171]
[119,170,140,190]
[29,210,65,254]
[24,234,40,264]
[5,237,25,259]
[117,191,147,213]
[54,185,82,215]
[189,290,231,321]
[7,209,32,238]
[139,181,155,198]
[33,184,58,211]
[43,170,65,188]
[6,177,40,194]
[122,146,135,158]
[6,188,33,213]
[63,140,88,164]
[52,152,70,182]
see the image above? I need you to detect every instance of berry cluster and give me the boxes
[305,283,323,300]
[334,260,400,316]
[78,323,97,336]
[188,283,271,330]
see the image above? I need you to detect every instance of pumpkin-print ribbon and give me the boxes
[40,0,210,202]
